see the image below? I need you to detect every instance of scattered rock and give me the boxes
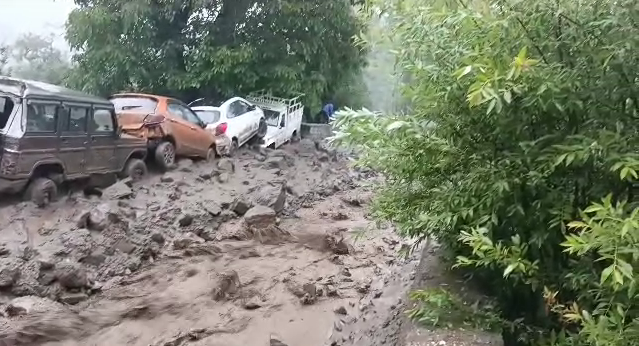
[173,236,197,250]
[151,232,165,244]
[264,157,287,170]
[59,292,89,305]
[213,270,240,301]
[160,175,174,183]
[54,261,88,289]
[217,158,236,173]
[243,296,262,310]
[334,306,348,315]
[0,243,11,257]
[331,212,349,221]
[201,201,222,216]
[302,282,317,297]
[102,181,134,199]
[325,235,351,255]
[114,239,136,254]
[0,258,22,288]
[244,205,277,228]
[198,173,212,181]
[301,293,316,305]
[270,335,289,346]
[178,214,194,227]
[81,250,107,266]
[217,172,231,183]
[231,197,252,216]
[252,183,287,213]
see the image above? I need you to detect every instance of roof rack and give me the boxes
[247,90,305,114]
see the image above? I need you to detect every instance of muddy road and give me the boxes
[0,140,420,346]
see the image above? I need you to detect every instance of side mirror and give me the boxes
[116,125,123,136]
[248,104,256,111]
[200,122,206,129]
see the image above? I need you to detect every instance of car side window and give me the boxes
[26,103,58,133]
[91,109,115,133]
[227,101,245,118]
[167,103,185,119]
[60,106,88,133]
[181,106,203,125]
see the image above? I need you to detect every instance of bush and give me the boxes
[334,0,639,344]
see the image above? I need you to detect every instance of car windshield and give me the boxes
[194,110,221,124]
[110,97,158,112]
[0,96,15,130]
[264,109,281,127]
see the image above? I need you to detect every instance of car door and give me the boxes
[225,100,248,144]
[20,100,60,176]
[87,107,117,173]
[168,102,212,157]
[239,99,260,139]
[167,101,198,155]
[58,103,90,177]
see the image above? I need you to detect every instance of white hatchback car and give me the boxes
[191,97,266,154]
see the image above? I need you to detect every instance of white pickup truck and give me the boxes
[246,92,304,149]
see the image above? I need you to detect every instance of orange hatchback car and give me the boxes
[109,93,220,169]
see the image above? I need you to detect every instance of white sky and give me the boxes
[0,0,76,50]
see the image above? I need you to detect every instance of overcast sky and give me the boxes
[0,0,76,50]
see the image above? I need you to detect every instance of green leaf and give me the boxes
[486,99,496,114]
[503,263,517,278]
[601,265,614,285]
[455,65,472,80]
[503,90,512,104]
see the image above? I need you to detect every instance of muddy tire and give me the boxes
[27,177,57,208]
[124,158,148,181]
[256,118,267,139]
[206,147,216,162]
[155,141,176,170]
[291,131,301,143]
[229,140,239,157]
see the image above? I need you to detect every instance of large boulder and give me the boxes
[244,206,277,228]
[54,261,88,289]
[251,183,286,213]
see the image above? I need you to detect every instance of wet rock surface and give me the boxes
[0,141,424,346]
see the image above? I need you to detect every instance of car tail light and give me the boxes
[143,114,165,126]
[215,123,228,136]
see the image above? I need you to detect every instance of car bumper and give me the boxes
[215,136,232,156]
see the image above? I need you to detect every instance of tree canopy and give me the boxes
[9,33,71,85]
[336,0,639,344]
[65,0,367,111]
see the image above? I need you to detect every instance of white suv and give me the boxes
[191,97,266,154]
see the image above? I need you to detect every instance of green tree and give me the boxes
[10,33,71,84]
[335,0,639,344]
[65,0,366,112]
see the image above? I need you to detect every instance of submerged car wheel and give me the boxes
[229,139,239,156]
[256,118,267,138]
[206,147,216,162]
[155,141,176,170]
[124,158,148,181]
[28,177,58,208]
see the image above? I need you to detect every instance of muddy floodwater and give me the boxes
[0,140,420,346]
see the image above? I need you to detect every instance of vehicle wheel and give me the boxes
[256,118,267,138]
[291,131,301,143]
[27,177,57,208]
[206,147,216,162]
[124,158,148,181]
[229,139,239,156]
[155,141,176,170]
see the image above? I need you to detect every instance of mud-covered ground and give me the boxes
[0,140,421,346]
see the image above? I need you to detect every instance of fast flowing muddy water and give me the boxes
[0,140,420,346]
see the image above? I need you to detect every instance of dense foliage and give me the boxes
[65,0,367,113]
[334,0,639,345]
[8,34,71,85]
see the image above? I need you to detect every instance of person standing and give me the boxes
[318,102,334,123]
